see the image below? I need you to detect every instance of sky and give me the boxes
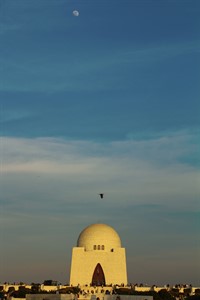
[0,0,200,286]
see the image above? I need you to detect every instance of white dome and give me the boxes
[77,223,121,251]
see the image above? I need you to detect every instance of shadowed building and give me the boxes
[69,223,127,286]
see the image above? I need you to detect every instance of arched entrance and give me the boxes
[91,263,106,286]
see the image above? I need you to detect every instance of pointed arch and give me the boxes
[91,263,106,286]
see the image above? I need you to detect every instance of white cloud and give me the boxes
[0,132,199,209]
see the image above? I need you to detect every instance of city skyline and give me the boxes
[0,0,200,285]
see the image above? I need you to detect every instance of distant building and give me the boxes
[26,295,153,300]
[43,280,58,286]
[26,295,76,300]
[69,223,128,286]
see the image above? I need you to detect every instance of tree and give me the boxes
[158,289,175,300]
[185,296,200,300]
[31,284,41,294]
[12,286,31,298]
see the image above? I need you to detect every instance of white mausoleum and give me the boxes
[69,223,127,286]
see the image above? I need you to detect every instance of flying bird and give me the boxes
[99,193,104,199]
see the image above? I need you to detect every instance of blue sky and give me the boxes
[0,0,200,286]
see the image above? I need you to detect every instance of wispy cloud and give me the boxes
[0,23,21,35]
[0,108,31,123]
[117,40,200,64]
[1,131,199,211]
[1,39,199,93]
[1,130,199,171]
